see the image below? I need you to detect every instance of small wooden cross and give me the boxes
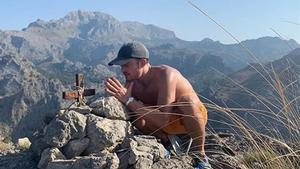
[62,74,95,106]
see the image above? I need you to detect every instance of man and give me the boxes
[105,42,211,169]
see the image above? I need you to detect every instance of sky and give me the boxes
[0,0,299,44]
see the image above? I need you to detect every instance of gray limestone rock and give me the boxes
[58,110,87,139]
[90,96,129,120]
[85,114,132,154]
[43,110,87,148]
[62,137,90,159]
[43,119,71,148]
[37,148,66,169]
[68,105,92,115]
[134,135,166,162]
[152,156,194,169]
[45,159,74,169]
[72,150,119,169]
[120,136,165,169]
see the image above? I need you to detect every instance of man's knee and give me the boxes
[177,95,205,119]
[132,118,146,128]
[178,95,194,103]
[177,95,198,112]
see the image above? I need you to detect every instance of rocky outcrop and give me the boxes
[28,96,247,169]
[5,96,298,169]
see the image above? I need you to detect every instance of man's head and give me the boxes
[108,42,149,66]
[108,42,150,81]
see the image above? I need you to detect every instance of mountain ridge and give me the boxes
[0,10,299,140]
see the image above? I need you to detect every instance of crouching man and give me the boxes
[105,42,212,169]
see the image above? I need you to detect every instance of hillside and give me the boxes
[208,48,300,136]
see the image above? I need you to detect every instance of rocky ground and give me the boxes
[0,97,260,169]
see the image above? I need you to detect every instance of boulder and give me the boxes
[85,114,132,154]
[90,96,129,120]
[43,110,87,148]
[68,105,92,115]
[38,148,66,169]
[120,135,166,168]
[62,137,90,159]
[17,137,31,150]
[58,110,87,139]
[43,119,71,148]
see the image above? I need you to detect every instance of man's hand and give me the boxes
[105,77,133,104]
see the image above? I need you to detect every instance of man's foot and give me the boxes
[194,155,212,169]
[195,161,212,169]
[165,145,171,159]
[165,144,177,159]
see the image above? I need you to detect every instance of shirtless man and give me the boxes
[105,42,211,168]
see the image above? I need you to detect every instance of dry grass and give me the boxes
[184,1,300,168]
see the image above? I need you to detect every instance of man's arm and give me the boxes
[105,77,146,111]
[157,70,177,113]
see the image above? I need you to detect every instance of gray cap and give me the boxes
[108,42,149,66]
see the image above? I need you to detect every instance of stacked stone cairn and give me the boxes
[30,96,197,169]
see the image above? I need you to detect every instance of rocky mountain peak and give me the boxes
[122,21,176,41]
[64,10,117,23]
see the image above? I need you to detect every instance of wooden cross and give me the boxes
[62,74,95,106]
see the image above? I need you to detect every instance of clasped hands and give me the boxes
[105,77,133,104]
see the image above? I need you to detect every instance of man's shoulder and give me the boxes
[154,65,180,74]
[152,65,182,82]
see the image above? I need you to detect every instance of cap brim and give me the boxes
[108,58,131,66]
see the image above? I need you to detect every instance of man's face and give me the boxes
[121,59,141,81]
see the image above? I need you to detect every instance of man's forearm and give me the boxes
[126,99,145,112]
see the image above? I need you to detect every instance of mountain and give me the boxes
[0,10,299,140]
[0,46,64,140]
[208,48,300,136]
[184,37,300,70]
[149,44,233,92]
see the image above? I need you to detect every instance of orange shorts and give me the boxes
[162,102,207,134]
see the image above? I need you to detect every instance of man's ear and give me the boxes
[139,58,148,67]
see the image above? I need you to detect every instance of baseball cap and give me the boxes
[108,41,149,66]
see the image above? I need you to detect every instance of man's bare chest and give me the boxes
[132,83,159,105]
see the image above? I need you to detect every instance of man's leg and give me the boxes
[130,113,170,144]
[177,95,207,156]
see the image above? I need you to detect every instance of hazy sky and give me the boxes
[0,0,299,44]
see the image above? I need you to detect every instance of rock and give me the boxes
[68,105,92,115]
[117,149,131,169]
[58,110,87,139]
[152,156,194,169]
[62,138,90,159]
[45,159,74,169]
[0,150,38,169]
[120,136,165,168]
[72,150,119,169]
[85,114,132,154]
[43,119,71,148]
[129,145,154,165]
[26,96,254,169]
[17,137,31,150]
[30,136,51,158]
[134,157,153,169]
[210,154,247,169]
[43,110,87,148]
[38,148,66,169]
[90,96,129,120]
[134,135,166,162]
